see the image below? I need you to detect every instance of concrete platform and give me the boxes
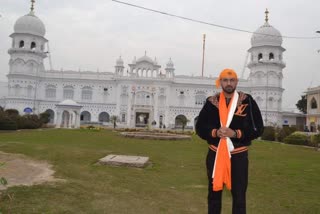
[99,154,149,168]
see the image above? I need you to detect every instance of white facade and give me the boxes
[1,8,287,128]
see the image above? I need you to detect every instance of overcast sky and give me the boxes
[0,0,320,110]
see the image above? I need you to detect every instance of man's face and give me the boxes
[220,78,238,94]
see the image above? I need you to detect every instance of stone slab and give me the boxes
[99,154,149,168]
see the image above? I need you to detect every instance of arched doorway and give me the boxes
[175,114,187,129]
[80,111,91,123]
[99,112,110,123]
[194,116,199,129]
[310,122,316,132]
[45,109,55,124]
[61,111,70,128]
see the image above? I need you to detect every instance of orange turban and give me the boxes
[215,68,238,88]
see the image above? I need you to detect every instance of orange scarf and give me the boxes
[212,92,236,191]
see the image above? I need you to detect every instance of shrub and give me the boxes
[261,126,275,141]
[17,115,42,129]
[284,132,310,145]
[39,112,50,124]
[277,126,297,142]
[0,116,17,130]
[5,109,19,119]
[310,134,320,147]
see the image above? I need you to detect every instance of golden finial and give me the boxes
[31,0,35,12]
[265,8,269,23]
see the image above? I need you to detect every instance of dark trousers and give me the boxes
[206,149,248,214]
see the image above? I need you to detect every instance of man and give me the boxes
[196,68,264,214]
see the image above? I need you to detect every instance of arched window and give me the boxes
[45,85,56,98]
[27,85,33,97]
[31,42,36,50]
[179,94,185,106]
[311,97,318,109]
[268,97,274,109]
[195,92,206,106]
[269,53,274,60]
[120,94,128,105]
[158,95,166,106]
[121,113,126,123]
[19,40,24,48]
[258,53,263,61]
[81,86,92,100]
[14,84,21,96]
[63,86,74,99]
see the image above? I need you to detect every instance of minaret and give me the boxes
[247,9,286,126]
[6,0,48,113]
[115,56,125,76]
[8,0,47,75]
[165,58,175,78]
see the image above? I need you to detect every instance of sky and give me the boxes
[0,0,320,111]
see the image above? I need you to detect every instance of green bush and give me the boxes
[261,126,275,141]
[0,116,17,130]
[284,132,310,145]
[5,109,19,119]
[310,134,320,147]
[17,115,42,129]
[39,112,50,124]
[277,126,297,142]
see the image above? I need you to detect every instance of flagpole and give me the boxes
[201,34,206,77]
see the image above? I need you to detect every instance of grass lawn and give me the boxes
[0,129,319,213]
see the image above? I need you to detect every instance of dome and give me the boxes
[14,12,46,37]
[58,99,80,106]
[136,55,154,64]
[166,58,174,68]
[116,56,124,66]
[251,22,282,47]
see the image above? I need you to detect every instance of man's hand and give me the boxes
[217,127,235,138]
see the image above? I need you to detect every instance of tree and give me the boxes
[39,112,50,124]
[296,95,307,114]
[110,115,118,129]
[177,117,190,132]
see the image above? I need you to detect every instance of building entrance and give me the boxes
[135,112,149,127]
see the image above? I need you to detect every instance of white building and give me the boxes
[1,5,287,129]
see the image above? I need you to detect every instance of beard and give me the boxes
[222,86,235,94]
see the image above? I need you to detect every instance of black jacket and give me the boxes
[196,91,264,148]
